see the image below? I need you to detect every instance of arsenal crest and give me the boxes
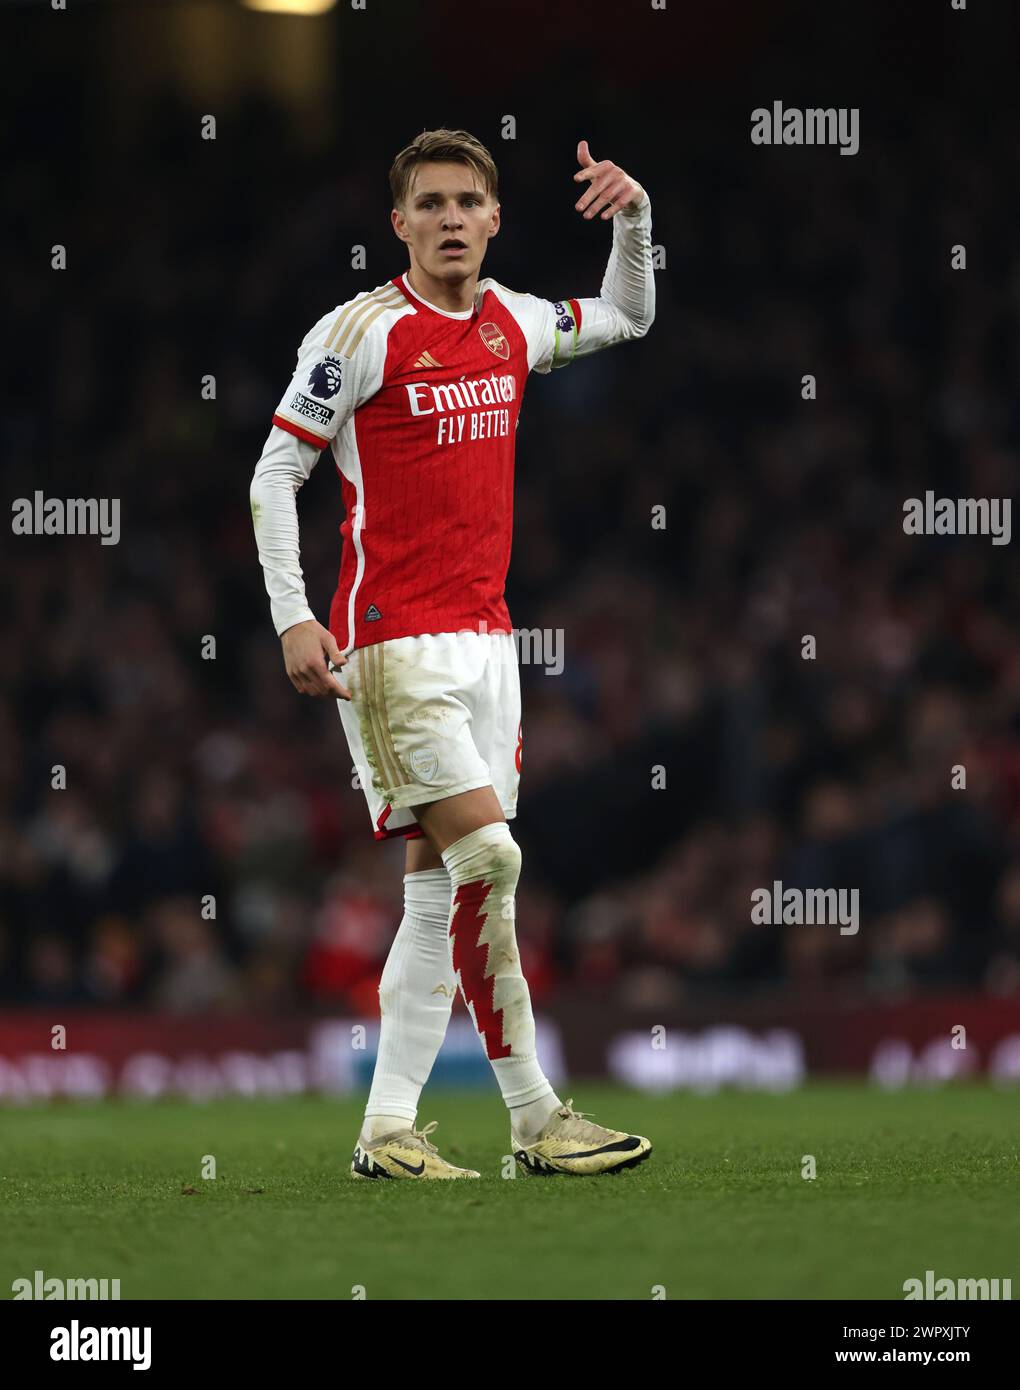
[478,321,510,360]
[410,748,440,783]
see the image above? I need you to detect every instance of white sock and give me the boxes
[509,1093,563,1145]
[362,868,455,1140]
[362,1114,414,1144]
[441,823,557,1116]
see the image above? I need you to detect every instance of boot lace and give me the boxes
[551,1098,609,1143]
[404,1120,440,1155]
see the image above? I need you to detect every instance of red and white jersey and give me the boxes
[252,194,654,652]
[272,274,583,650]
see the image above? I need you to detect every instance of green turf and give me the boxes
[1,1084,1018,1299]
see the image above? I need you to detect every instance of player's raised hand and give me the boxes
[281,619,351,700]
[573,140,644,220]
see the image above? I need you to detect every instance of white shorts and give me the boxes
[334,631,522,842]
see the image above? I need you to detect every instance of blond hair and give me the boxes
[389,128,499,208]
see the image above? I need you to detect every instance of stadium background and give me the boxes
[2,0,1019,1098]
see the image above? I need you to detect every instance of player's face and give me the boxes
[393,162,500,284]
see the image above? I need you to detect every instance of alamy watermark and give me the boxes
[751,102,859,156]
[456,620,564,675]
[11,491,120,546]
[903,1270,1011,1300]
[50,1321,151,1371]
[12,1269,121,1299]
[751,880,859,935]
[903,493,1010,546]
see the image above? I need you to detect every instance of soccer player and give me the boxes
[250,129,654,1178]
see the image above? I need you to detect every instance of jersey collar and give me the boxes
[399,272,478,320]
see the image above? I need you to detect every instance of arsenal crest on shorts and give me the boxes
[478,321,510,360]
[410,748,440,783]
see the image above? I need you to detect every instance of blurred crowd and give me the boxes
[2,62,1019,1013]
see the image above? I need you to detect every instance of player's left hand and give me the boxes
[573,140,645,220]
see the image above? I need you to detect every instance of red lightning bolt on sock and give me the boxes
[449,878,512,1060]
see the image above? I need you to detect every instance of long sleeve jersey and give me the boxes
[250,192,654,653]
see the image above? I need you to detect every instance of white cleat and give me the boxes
[512,1098,652,1176]
[350,1120,480,1180]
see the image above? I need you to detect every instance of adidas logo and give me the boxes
[364,604,382,622]
[413,350,443,369]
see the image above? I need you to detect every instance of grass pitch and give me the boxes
[1,1084,1017,1300]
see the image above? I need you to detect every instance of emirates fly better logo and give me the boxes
[404,370,516,447]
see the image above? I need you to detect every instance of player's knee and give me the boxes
[442,821,521,886]
[488,829,521,879]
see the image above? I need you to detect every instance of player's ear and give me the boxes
[488,202,500,239]
[391,206,409,243]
